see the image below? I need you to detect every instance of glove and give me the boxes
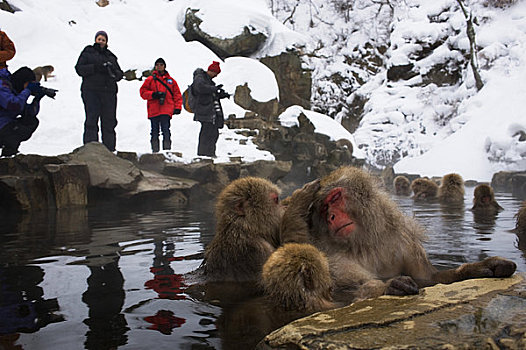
[173,108,181,115]
[26,82,42,95]
[216,84,223,90]
[152,91,166,99]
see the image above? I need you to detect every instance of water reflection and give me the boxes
[83,260,129,350]
[0,188,524,349]
[0,266,64,335]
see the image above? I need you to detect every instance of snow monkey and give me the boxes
[202,177,283,282]
[471,184,503,215]
[438,173,465,204]
[410,177,438,200]
[262,166,517,311]
[393,175,411,196]
[32,65,55,82]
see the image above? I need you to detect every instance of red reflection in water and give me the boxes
[144,266,187,300]
[144,310,185,335]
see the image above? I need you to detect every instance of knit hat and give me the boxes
[11,66,36,93]
[94,30,108,42]
[207,61,221,74]
[155,58,166,66]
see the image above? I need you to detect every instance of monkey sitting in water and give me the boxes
[33,65,54,82]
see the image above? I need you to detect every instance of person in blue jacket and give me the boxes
[0,66,43,157]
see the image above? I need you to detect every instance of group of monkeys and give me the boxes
[394,172,506,215]
[196,166,521,314]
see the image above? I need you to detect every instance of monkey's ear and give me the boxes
[234,200,246,216]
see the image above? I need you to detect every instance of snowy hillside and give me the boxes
[1,0,525,182]
[271,0,526,181]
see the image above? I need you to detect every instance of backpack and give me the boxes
[182,84,196,113]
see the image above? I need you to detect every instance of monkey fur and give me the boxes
[262,243,335,312]
[471,184,503,215]
[393,175,411,196]
[438,173,465,204]
[33,65,54,82]
[202,176,282,282]
[410,177,438,200]
[263,166,516,311]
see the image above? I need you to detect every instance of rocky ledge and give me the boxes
[0,142,295,212]
[258,274,526,350]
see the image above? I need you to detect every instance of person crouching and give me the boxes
[140,58,182,153]
[0,66,44,157]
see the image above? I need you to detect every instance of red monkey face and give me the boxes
[321,187,356,238]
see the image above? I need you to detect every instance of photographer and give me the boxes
[192,61,230,158]
[0,67,46,157]
[139,58,182,153]
[75,30,123,152]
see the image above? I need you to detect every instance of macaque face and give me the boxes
[321,187,356,239]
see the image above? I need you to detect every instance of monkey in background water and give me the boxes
[33,65,54,82]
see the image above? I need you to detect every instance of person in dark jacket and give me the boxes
[0,29,16,69]
[75,30,123,152]
[0,67,43,156]
[140,58,182,152]
[192,61,229,157]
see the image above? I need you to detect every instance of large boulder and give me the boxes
[260,51,312,111]
[183,8,267,60]
[65,142,142,192]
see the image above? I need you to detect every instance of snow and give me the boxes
[1,0,525,182]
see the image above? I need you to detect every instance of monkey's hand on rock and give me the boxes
[457,256,517,279]
[280,179,321,244]
[384,276,419,296]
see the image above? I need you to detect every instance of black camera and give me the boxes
[216,88,230,100]
[41,86,58,99]
[31,86,58,99]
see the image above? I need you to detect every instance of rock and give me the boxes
[240,160,291,183]
[0,0,18,13]
[259,274,526,350]
[0,175,49,211]
[491,171,526,196]
[183,8,267,59]
[234,83,279,121]
[387,63,418,82]
[44,164,90,208]
[128,169,195,202]
[65,142,142,191]
[260,51,312,111]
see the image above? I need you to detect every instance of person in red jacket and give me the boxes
[140,58,182,152]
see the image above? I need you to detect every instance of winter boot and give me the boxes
[151,138,160,153]
[162,138,171,150]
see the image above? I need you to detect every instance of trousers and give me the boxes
[197,121,219,157]
[81,90,118,151]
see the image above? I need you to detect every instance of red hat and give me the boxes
[208,61,221,74]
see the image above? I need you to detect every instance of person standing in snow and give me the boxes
[75,30,123,152]
[0,67,44,157]
[192,61,229,157]
[0,29,16,69]
[139,58,182,153]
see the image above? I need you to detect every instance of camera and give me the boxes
[30,86,58,99]
[216,88,230,100]
[41,86,58,99]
